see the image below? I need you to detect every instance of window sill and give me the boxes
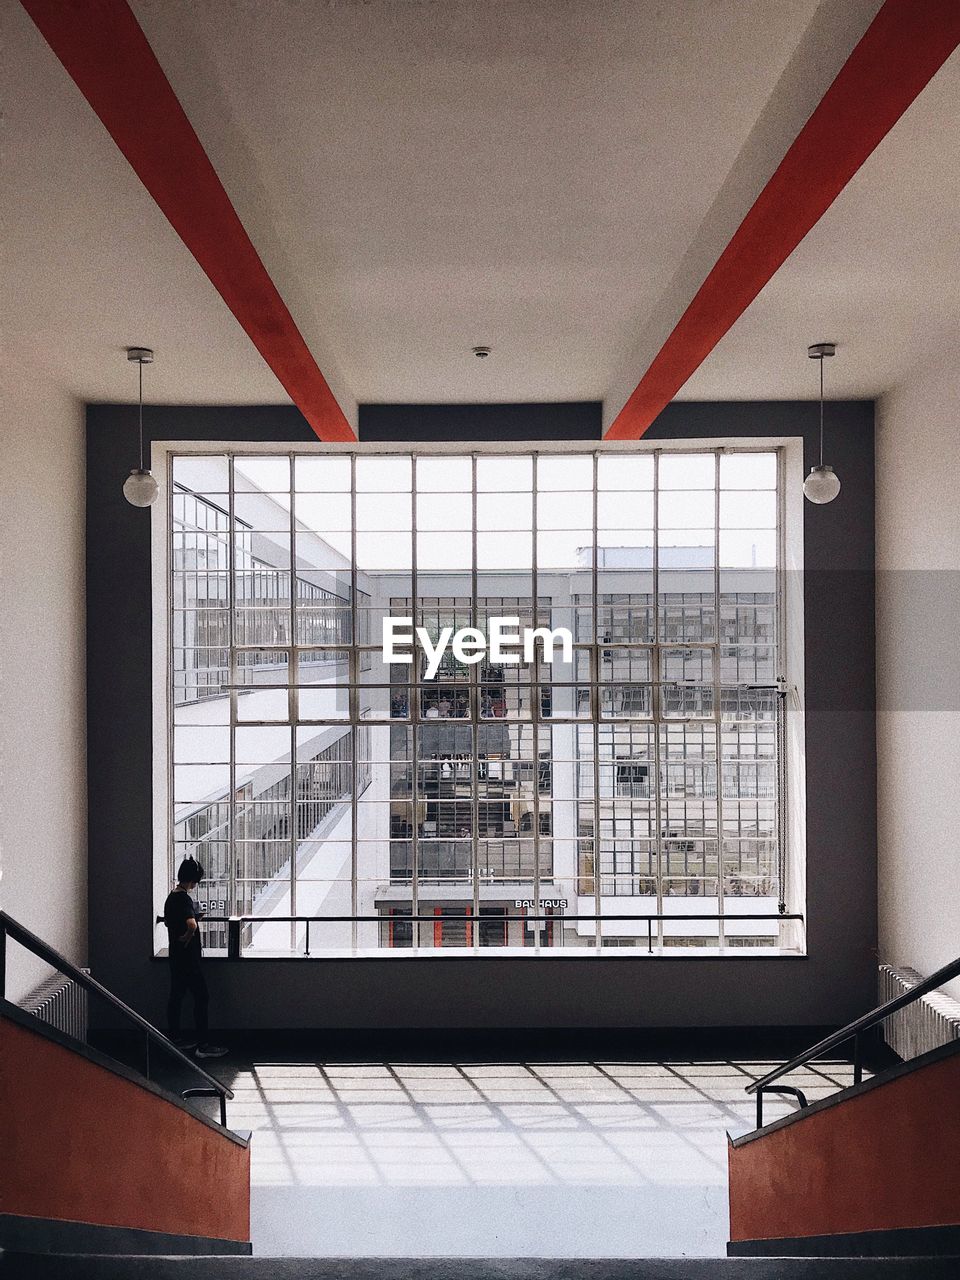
[153,947,808,961]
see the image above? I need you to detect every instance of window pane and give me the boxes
[416,456,472,492]
[598,491,653,529]
[356,456,412,492]
[417,491,471,531]
[295,492,352,531]
[720,491,776,529]
[720,452,776,489]
[417,532,472,571]
[719,530,777,568]
[659,491,714,529]
[234,456,291,491]
[477,491,532,530]
[234,492,290,530]
[173,455,229,494]
[476,456,532,491]
[538,491,592,530]
[598,455,654,490]
[356,532,412,571]
[356,493,411,531]
[295,456,351,491]
[658,453,715,489]
[537,455,592,490]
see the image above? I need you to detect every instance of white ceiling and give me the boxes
[680,46,960,403]
[0,0,288,408]
[2,0,957,419]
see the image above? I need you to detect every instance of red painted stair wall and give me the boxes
[728,1045,960,1244]
[0,1012,249,1245]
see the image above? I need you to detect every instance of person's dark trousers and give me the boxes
[167,954,209,1041]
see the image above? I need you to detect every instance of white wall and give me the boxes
[876,355,960,998]
[0,372,87,1000]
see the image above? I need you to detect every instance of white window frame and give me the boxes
[151,437,807,957]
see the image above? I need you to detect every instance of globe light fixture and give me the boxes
[803,462,840,504]
[803,342,841,504]
[122,468,160,507]
[122,346,159,508]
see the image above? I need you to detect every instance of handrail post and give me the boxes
[0,918,6,999]
[305,919,310,958]
[853,1031,863,1086]
[227,916,241,961]
[756,1088,763,1129]
[182,1086,229,1129]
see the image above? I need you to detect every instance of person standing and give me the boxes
[163,857,227,1058]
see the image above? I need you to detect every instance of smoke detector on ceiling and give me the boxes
[472,345,491,358]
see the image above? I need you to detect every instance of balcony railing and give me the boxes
[171,910,804,958]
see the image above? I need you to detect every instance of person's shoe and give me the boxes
[195,1043,229,1058]
[171,1036,198,1051]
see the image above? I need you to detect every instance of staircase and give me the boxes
[3,910,959,1278]
[727,953,960,1267]
[0,912,251,1264]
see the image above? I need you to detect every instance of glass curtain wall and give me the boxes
[167,449,786,954]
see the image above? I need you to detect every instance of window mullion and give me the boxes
[470,454,480,944]
[289,452,298,956]
[227,456,238,941]
[591,450,601,951]
[350,454,359,951]
[776,445,788,927]
[713,449,724,952]
[531,454,541,948]
[410,457,419,946]
[652,450,663,947]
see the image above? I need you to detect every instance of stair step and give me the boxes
[6,1256,960,1279]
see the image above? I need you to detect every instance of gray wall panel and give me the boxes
[86,400,875,1031]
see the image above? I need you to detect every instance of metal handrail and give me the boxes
[746,951,960,1127]
[168,910,802,959]
[181,1086,228,1128]
[0,910,233,1124]
[197,912,801,924]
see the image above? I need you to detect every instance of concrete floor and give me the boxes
[212,1058,862,1258]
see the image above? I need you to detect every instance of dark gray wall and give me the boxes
[360,400,602,439]
[86,400,876,1032]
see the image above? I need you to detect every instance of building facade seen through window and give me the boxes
[165,449,791,955]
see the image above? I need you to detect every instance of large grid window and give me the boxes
[165,449,791,955]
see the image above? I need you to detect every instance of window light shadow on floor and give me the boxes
[209,1058,866,1258]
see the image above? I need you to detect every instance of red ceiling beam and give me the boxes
[607,0,960,439]
[21,0,354,441]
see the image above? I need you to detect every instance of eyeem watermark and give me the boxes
[383,616,573,679]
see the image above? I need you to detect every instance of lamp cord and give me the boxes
[138,358,144,472]
[818,356,824,468]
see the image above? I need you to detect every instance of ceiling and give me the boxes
[679,39,960,404]
[2,0,958,426]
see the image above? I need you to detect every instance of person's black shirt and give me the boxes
[163,887,202,961]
